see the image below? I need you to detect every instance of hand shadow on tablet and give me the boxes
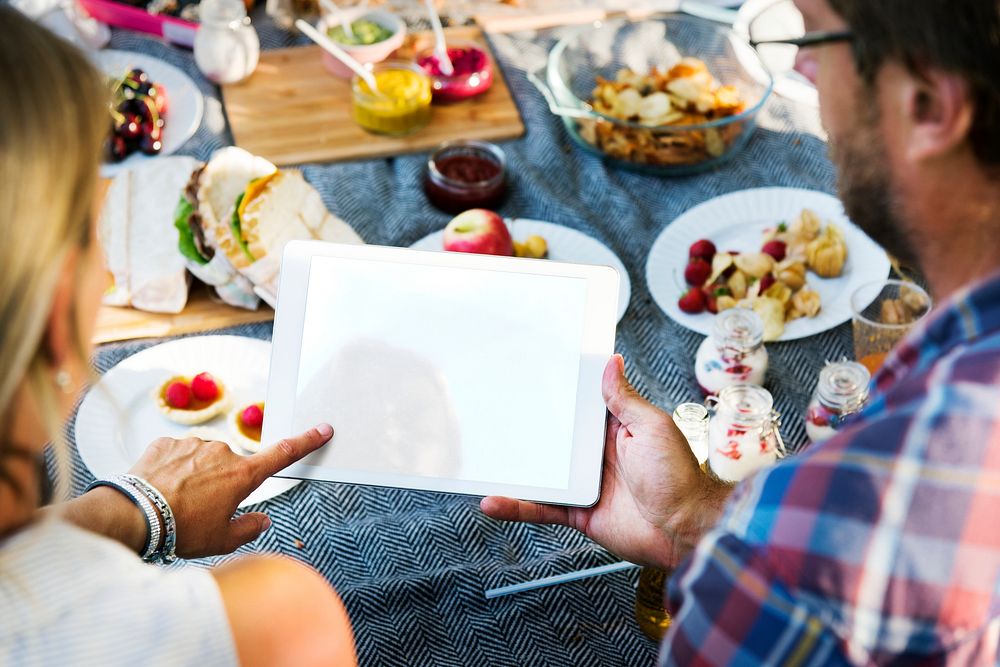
[293,338,462,478]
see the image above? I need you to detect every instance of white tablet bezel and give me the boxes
[261,240,619,506]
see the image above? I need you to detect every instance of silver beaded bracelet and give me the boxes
[122,474,178,564]
[84,476,162,560]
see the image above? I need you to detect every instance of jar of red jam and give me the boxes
[424,140,506,214]
[416,41,494,103]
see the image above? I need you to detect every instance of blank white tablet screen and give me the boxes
[290,256,588,490]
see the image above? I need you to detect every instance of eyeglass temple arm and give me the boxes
[749,30,853,49]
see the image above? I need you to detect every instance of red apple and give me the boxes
[442,209,514,256]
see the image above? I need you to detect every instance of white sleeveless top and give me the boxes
[0,519,238,665]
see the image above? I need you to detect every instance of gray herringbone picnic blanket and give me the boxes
[64,12,849,666]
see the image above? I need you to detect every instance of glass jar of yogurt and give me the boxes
[707,384,783,482]
[695,308,768,396]
[805,361,870,443]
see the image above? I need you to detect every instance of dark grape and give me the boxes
[120,113,142,139]
[109,135,129,162]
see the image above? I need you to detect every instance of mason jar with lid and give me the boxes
[694,308,769,396]
[707,384,783,482]
[805,361,870,443]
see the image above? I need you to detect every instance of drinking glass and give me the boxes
[851,279,931,374]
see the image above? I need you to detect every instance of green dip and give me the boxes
[327,19,393,46]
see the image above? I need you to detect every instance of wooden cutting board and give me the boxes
[94,284,274,345]
[221,27,525,166]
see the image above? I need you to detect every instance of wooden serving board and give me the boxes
[221,27,525,166]
[94,284,274,345]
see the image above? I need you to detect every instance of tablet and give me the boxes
[262,241,620,506]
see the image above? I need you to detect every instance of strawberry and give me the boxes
[759,274,776,293]
[761,240,787,262]
[241,404,264,429]
[683,258,712,286]
[166,381,192,409]
[191,372,220,402]
[688,239,716,262]
[678,287,706,314]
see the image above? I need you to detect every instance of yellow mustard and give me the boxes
[352,64,432,136]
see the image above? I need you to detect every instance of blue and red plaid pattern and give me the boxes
[660,272,1000,666]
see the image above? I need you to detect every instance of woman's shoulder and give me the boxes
[0,519,238,666]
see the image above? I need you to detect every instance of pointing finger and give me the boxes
[249,423,333,485]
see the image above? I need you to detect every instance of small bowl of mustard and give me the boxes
[351,61,432,136]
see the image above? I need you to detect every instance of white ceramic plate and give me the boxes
[75,336,300,508]
[94,50,204,178]
[411,219,631,322]
[645,187,890,341]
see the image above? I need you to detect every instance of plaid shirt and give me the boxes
[660,273,1000,666]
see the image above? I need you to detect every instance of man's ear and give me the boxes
[902,65,974,163]
[44,249,80,369]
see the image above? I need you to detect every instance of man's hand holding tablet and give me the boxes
[481,356,733,570]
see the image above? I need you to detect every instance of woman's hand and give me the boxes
[125,424,334,559]
[481,357,731,569]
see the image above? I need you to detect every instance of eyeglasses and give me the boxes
[750,30,853,51]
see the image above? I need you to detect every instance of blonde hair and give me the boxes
[0,8,109,498]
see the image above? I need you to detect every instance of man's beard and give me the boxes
[829,104,922,272]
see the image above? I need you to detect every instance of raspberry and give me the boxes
[241,404,264,429]
[688,239,716,262]
[683,258,712,287]
[166,381,192,409]
[678,287,706,314]
[191,372,220,402]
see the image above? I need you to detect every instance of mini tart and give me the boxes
[230,403,264,453]
[156,375,230,425]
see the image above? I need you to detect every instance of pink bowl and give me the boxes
[315,10,406,79]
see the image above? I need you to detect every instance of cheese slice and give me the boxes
[237,170,364,304]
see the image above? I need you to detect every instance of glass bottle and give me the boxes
[194,0,260,85]
[633,402,710,640]
[635,565,673,640]
[673,402,710,466]
[694,308,769,396]
[707,384,783,483]
[805,360,870,443]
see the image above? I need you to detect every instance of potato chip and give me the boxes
[751,297,786,341]
[733,252,775,279]
[727,270,748,299]
[707,252,733,284]
[763,282,793,305]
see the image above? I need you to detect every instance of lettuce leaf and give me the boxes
[229,192,256,262]
[173,197,209,265]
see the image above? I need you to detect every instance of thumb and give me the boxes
[225,512,273,551]
[602,354,663,427]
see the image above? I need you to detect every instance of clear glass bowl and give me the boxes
[532,15,773,176]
